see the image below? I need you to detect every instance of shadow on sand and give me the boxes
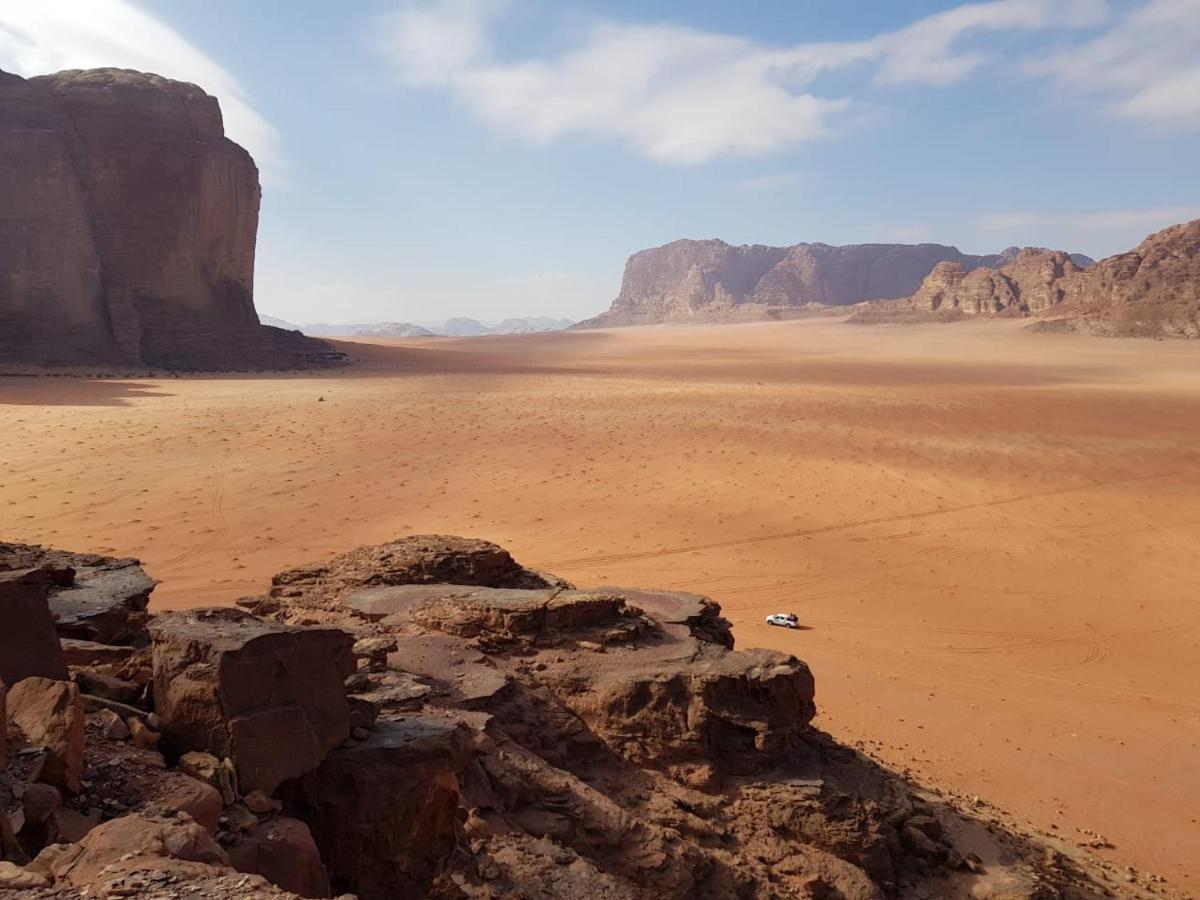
[0,377,174,407]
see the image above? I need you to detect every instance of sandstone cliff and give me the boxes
[576,239,1094,328]
[1,535,1171,899]
[1036,218,1200,338]
[852,219,1200,338]
[908,249,1085,316]
[0,68,336,370]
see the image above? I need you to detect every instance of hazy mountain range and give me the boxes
[260,315,575,338]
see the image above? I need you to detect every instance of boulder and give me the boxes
[42,811,229,888]
[151,607,355,793]
[47,558,154,644]
[281,715,475,900]
[143,772,224,835]
[179,750,239,805]
[0,860,50,890]
[0,568,69,685]
[7,677,85,793]
[74,668,142,705]
[560,648,816,779]
[61,638,138,667]
[227,816,330,898]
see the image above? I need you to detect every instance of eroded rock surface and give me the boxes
[854,218,1200,338]
[576,239,1094,327]
[0,67,339,370]
[150,608,355,794]
[1,536,1174,899]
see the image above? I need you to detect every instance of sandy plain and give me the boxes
[2,318,1199,885]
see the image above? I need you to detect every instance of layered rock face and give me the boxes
[0,536,1164,898]
[0,68,336,370]
[855,218,1200,338]
[909,249,1084,316]
[1044,218,1200,338]
[576,238,1094,327]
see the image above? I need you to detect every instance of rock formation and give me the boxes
[0,67,340,370]
[852,219,1200,338]
[1037,218,1200,338]
[576,239,1094,328]
[0,536,1178,898]
[908,249,1085,316]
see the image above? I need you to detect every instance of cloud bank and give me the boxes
[373,0,1154,165]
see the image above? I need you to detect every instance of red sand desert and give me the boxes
[3,318,1199,884]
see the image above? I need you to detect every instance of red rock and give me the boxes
[0,568,69,686]
[179,751,238,805]
[7,677,85,793]
[44,811,230,888]
[151,607,355,794]
[241,534,568,624]
[576,238,1093,327]
[0,68,339,371]
[74,669,142,705]
[228,816,331,898]
[281,715,474,900]
[1049,218,1200,338]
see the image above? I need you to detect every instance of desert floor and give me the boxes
[3,318,1199,884]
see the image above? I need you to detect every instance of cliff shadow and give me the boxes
[0,377,174,407]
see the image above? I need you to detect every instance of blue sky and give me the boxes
[2,1,1198,323]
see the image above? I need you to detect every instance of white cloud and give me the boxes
[374,0,1109,165]
[1026,0,1200,129]
[375,0,508,87]
[872,0,1108,85]
[0,0,283,182]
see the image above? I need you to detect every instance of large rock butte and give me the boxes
[576,239,1093,327]
[0,67,338,370]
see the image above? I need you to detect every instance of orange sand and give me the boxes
[3,318,1199,883]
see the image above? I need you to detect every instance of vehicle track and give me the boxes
[546,472,1178,570]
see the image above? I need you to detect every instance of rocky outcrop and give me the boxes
[1037,218,1200,338]
[241,534,568,625]
[0,535,1170,898]
[150,608,356,794]
[0,569,69,686]
[577,238,1094,327]
[908,248,1084,316]
[854,218,1200,338]
[7,677,85,794]
[2,541,155,649]
[0,67,339,370]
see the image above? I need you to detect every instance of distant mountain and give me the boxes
[284,316,575,338]
[440,317,491,337]
[489,316,575,334]
[575,238,1094,328]
[353,322,434,338]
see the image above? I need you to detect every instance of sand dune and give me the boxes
[3,318,1199,884]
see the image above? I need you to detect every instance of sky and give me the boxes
[1,0,1199,324]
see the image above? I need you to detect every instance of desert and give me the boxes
[3,317,1199,893]
[4,1,1200,896]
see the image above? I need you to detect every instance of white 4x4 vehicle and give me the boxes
[765,613,800,629]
